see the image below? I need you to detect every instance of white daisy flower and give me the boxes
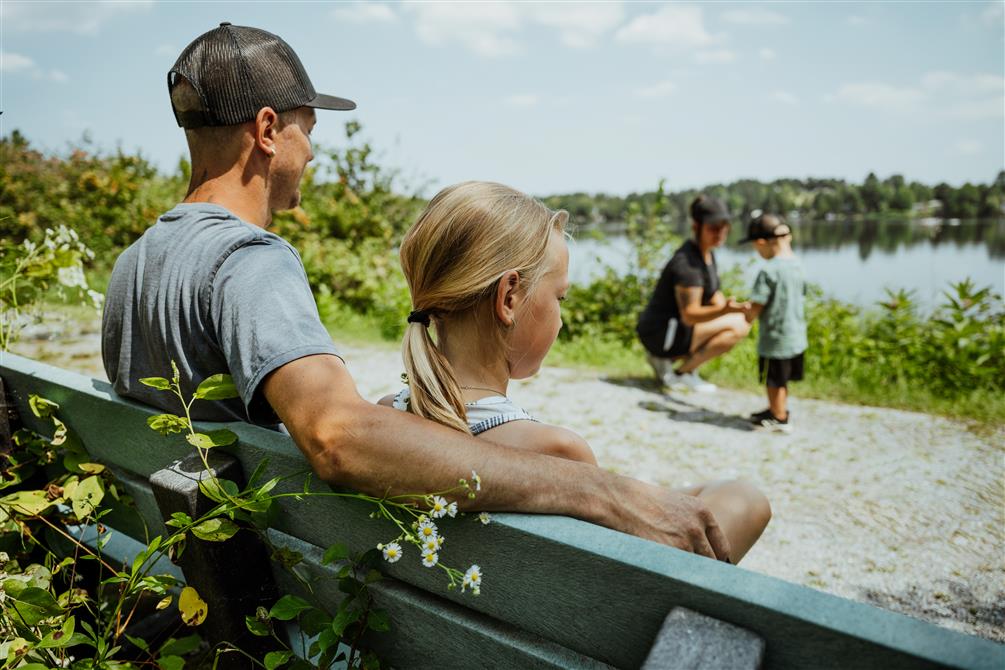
[462,564,482,594]
[421,549,439,568]
[471,470,482,491]
[421,537,439,553]
[417,519,438,540]
[478,512,491,525]
[430,495,449,519]
[446,501,458,517]
[381,542,402,563]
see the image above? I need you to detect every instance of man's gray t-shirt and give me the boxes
[749,256,808,359]
[102,203,340,425]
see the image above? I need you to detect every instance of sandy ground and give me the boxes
[8,314,1005,643]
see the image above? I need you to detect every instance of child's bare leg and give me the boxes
[677,479,771,563]
[767,384,788,419]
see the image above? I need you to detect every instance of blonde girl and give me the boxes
[380,181,770,562]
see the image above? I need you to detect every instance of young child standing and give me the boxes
[380,181,771,563]
[740,212,808,433]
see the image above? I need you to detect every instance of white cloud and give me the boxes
[615,4,715,49]
[721,8,790,26]
[332,2,397,24]
[942,97,1005,121]
[759,47,776,61]
[694,49,735,64]
[921,70,1004,94]
[524,3,625,49]
[1,51,68,82]
[1,51,35,73]
[833,72,1004,120]
[980,2,1004,26]
[954,139,983,155]
[404,2,623,57]
[834,82,926,110]
[2,0,153,35]
[504,94,538,108]
[772,90,799,105]
[634,80,676,99]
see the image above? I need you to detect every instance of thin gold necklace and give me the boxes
[460,384,506,396]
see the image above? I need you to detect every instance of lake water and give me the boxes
[568,219,1005,313]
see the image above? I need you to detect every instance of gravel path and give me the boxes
[10,318,1004,642]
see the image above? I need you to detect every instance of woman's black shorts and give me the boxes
[758,352,805,387]
[639,317,693,358]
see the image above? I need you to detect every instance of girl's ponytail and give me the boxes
[402,319,470,434]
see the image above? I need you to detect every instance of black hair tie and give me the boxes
[407,309,431,326]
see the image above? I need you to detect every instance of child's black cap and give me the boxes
[739,210,791,243]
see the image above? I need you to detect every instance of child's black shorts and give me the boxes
[758,352,805,387]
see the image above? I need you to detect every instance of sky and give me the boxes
[1,1,1003,197]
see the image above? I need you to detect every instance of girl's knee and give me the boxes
[723,479,772,529]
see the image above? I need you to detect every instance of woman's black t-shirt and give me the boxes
[636,239,720,356]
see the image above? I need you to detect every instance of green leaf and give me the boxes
[199,478,239,502]
[269,595,312,621]
[322,543,350,565]
[139,377,172,391]
[367,609,390,632]
[37,615,75,648]
[331,607,361,636]
[70,475,105,520]
[245,615,270,637]
[191,517,239,542]
[11,587,62,625]
[193,374,239,400]
[264,650,293,670]
[158,634,201,657]
[0,490,52,516]
[28,394,59,418]
[77,462,106,474]
[125,634,149,651]
[299,608,332,637]
[157,655,185,670]
[364,569,383,584]
[147,414,190,436]
[186,429,237,449]
[166,512,193,528]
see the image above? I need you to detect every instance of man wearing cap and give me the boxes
[637,195,751,393]
[102,24,734,561]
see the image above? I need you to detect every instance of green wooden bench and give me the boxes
[1,352,1002,669]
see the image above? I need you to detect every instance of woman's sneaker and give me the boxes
[751,411,792,433]
[670,371,717,393]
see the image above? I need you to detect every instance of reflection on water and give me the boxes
[569,219,1005,312]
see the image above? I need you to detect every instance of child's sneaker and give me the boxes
[748,409,774,424]
[752,411,792,434]
[670,371,717,393]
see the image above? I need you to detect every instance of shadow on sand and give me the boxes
[602,374,755,432]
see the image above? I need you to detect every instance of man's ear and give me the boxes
[254,106,281,157]
[494,270,523,327]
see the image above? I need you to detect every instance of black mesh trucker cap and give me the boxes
[739,211,791,243]
[690,195,732,225]
[168,22,356,129]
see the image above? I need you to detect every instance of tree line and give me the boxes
[540,171,1005,226]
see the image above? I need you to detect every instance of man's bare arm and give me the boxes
[675,286,745,326]
[263,354,731,561]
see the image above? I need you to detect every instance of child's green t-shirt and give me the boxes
[749,256,808,359]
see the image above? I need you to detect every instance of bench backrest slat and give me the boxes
[2,353,1001,670]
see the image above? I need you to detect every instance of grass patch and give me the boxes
[319,301,397,350]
